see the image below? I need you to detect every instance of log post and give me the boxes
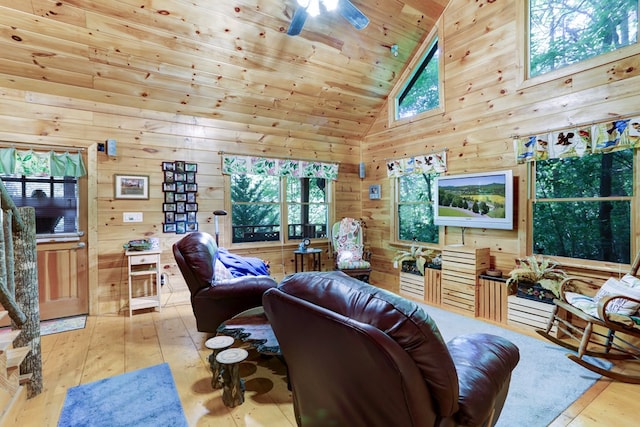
[12,206,42,398]
[0,210,25,325]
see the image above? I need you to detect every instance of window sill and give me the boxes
[36,233,81,244]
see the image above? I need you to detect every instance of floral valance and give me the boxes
[0,148,86,177]
[515,117,640,163]
[222,154,339,180]
[386,151,447,178]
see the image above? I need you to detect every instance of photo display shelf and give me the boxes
[161,161,198,234]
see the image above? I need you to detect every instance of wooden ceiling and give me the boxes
[0,0,448,140]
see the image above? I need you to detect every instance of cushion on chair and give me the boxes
[593,277,640,315]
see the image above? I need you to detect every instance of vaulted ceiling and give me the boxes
[0,0,448,140]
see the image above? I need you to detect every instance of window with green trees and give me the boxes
[528,0,639,78]
[397,173,439,243]
[230,175,329,243]
[395,38,440,120]
[531,150,633,263]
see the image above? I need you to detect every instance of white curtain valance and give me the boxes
[515,117,640,163]
[0,148,86,177]
[386,151,447,178]
[222,154,339,180]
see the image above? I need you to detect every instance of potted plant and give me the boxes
[392,246,437,276]
[506,255,567,303]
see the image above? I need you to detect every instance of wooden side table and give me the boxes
[125,249,162,317]
[294,248,322,272]
[205,336,235,389]
[216,348,248,407]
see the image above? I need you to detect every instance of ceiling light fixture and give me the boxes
[297,0,338,18]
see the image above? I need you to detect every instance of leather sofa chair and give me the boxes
[263,271,520,427]
[173,232,277,333]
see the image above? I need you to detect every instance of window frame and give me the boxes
[227,174,333,246]
[388,23,444,128]
[390,174,442,248]
[518,0,640,88]
[526,151,637,267]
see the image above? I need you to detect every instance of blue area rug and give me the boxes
[58,363,188,427]
[419,303,611,427]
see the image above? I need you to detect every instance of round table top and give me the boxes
[205,335,234,350]
[216,348,248,364]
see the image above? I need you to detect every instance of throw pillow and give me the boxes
[593,277,640,316]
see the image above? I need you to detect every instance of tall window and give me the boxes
[397,173,439,243]
[230,175,329,243]
[395,38,440,120]
[531,150,633,263]
[528,0,639,78]
[0,175,80,235]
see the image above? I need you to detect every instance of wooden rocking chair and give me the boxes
[536,252,640,383]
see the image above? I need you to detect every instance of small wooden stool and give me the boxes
[216,348,248,407]
[205,336,234,389]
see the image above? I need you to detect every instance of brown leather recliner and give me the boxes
[263,271,520,427]
[173,232,277,333]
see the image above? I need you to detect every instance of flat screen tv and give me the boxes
[434,170,513,230]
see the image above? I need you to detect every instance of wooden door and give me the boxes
[36,239,88,320]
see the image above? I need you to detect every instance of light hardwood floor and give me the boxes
[15,298,640,427]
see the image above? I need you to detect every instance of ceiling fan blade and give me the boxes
[287,7,308,36]
[338,0,369,30]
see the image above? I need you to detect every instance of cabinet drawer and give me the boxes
[129,254,158,265]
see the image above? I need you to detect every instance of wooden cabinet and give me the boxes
[507,295,557,334]
[399,268,441,305]
[441,246,490,316]
[478,275,510,323]
[126,249,162,317]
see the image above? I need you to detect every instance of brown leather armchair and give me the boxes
[263,271,520,427]
[173,232,277,333]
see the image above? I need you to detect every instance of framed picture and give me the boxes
[164,171,174,183]
[176,222,186,234]
[164,212,175,223]
[176,182,185,193]
[174,172,186,182]
[162,162,175,171]
[369,184,381,200]
[164,192,175,203]
[187,192,196,203]
[187,212,197,222]
[185,183,197,192]
[163,203,176,212]
[186,203,198,212]
[163,223,177,233]
[186,172,196,183]
[163,182,176,192]
[175,161,185,173]
[114,175,149,200]
[175,213,187,222]
[185,163,197,172]
[175,193,187,202]
[186,222,198,232]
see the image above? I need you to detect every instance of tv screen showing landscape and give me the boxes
[434,170,513,230]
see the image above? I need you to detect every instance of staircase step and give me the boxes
[0,331,20,353]
[6,347,29,370]
[18,374,31,386]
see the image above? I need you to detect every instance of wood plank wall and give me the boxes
[362,0,640,290]
[0,88,361,315]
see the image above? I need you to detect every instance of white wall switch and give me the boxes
[123,212,143,222]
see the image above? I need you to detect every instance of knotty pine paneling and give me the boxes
[363,0,640,290]
[0,89,359,315]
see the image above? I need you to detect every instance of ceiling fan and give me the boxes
[287,0,370,36]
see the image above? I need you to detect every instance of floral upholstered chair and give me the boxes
[331,217,371,282]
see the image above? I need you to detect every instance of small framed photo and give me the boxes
[187,212,197,222]
[164,192,175,203]
[176,182,185,193]
[186,192,196,203]
[164,171,175,183]
[185,183,197,192]
[186,203,198,212]
[175,161,185,173]
[114,175,149,200]
[186,222,198,232]
[175,213,187,222]
[162,162,175,171]
[369,184,381,200]
[163,203,176,212]
[174,172,186,182]
[185,163,197,172]
[175,193,187,202]
[164,212,175,223]
[186,172,196,183]
[176,221,186,234]
[176,202,186,213]
[163,223,177,233]
[163,182,176,192]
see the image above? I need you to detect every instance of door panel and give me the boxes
[37,240,88,320]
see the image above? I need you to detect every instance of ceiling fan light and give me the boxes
[297,0,310,7]
[322,0,338,11]
[307,0,320,17]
